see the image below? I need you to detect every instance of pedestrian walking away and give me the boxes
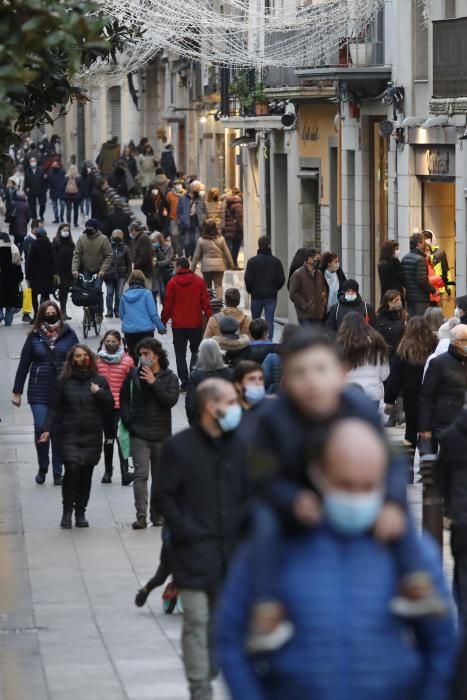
[63,164,82,228]
[120,338,179,529]
[245,236,285,341]
[12,301,78,485]
[223,191,243,269]
[96,331,134,485]
[161,257,212,391]
[204,287,250,339]
[119,269,166,361]
[191,219,233,300]
[150,232,174,303]
[39,344,113,529]
[185,338,234,425]
[9,191,31,254]
[25,226,55,319]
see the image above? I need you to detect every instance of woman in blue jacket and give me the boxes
[119,269,166,360]
[12,301,79,485]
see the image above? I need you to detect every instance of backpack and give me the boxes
[65,177,78,195]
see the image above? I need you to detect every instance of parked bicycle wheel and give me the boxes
[93,308,102,336]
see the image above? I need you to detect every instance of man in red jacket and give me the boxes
[162,257,212,391]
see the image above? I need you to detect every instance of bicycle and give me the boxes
[71,273,102,338]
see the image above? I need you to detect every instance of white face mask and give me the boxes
[30,161,37,169]
[60,229,70,238]
[152,189,158,196]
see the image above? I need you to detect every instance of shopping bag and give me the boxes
[117,420,131,461]
[22,287,33,314]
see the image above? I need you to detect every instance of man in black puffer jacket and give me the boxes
[325,279,376,334]
[245,236,285,341]
[419,324,467,450]
[120,337,180,530]
[401,233,435,317]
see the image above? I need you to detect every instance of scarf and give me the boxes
[39,323,60,348]
[325,269,340,311]
[97,345,125,364]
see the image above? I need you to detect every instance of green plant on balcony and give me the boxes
[230,71,268,115]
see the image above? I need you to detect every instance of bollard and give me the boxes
[419,454,444,551]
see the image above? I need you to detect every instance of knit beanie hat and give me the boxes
[342,279,359,293]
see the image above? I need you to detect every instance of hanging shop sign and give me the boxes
[415,146,455,177]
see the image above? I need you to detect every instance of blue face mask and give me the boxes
[244,384,266,406]
[218,404,242,432]
[344,294,357,303]
[323,489,383,536]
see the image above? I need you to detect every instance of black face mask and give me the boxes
[85,228,95,236]
[45,315,58,325]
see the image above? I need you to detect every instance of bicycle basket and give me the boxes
[71,284,101,307]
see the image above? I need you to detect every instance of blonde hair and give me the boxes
[207,188,220,203]
[67,164,79,178]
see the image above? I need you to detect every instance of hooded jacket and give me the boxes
[214,334,251,368]
[419,345,467,434]
[72,229,112,275]
[162,269,212,329]
[244,248,285,300]
[204,307,251,339]
[289,265,327,321]
[326,292,376,333]
[401,248,434,305]
[119,283,165,334]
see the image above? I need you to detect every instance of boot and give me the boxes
[120,459,134,486]
[60,511,72,529]
[102,442,114,484]
[75,512,89,528]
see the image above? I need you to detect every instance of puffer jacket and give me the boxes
[45,369,113,465]
[419,345,467,434]
[120,368,180,442]
[245,249,286,300]
[103,242,132,282]
[345,362,390,401]
[374,310,406,359]
[326,292,376,333]
[216,531,457,700]
[119,283,165,333]
[96,353,134,408]
[223,195,243,240]
[72,230,112,275]
[13,325,79,405]
[401,248,434,305]
[191,235,233,273]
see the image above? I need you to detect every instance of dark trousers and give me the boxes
[28,194,46,219]
[51,197,65,222]
[58,286,69,315]
[103,408,127,475]
[66,200,80,227]
[31,290,50,317]
[173,327,203,386]
[62,462,95,514]
[451,524,467,631]
[14,235,24,254]
[227,238,242,268]
[125,330,154,362]
[298,319,324,330]
[31,403,62,476]
[407,301,430,318]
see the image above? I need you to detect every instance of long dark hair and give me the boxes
[53,223,75,246]
[60,344,98,379]
[379,240,399,264]
[377,289,407,320]
[287,247,307,287]
[98,330,123,352]
[320,251,338,272]
[337,311,388,369]
[396,318,436,365]
[29,300,63,334]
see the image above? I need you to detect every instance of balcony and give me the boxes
[433,17,467,99]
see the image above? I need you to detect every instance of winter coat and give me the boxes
[204,307,251,339]
[72,230,112,275]
[177,193,207,231]
[154,424,249,592]
[121,155,137,178]
[45,370,113,465]
[108,166,130,199]
[152,243,174,286]
[289,265,327,321]
[141,192,169,232]
[223,195,243,240]
[13,325,79,405]
[326,292,376,333]
[185,367,234,424]
[244,249,285,300]
[214,335,251,368]
[378,258,405,298]
[424,338,451,379]
[374,310,406,360]
[419,346,467,434]
[120,368,179,442]
[0,240,23,308]
[132,231,153,279]
[91,187,109,225]
[119,283,165,334]
[191,235,233,273]
[160,147,177,180]
[262,351,282,394]
[46,168,66,199]
[205,200,223,229]
[52,237,75,288]
[436,409,467,526]
[385,354,427,446]
[103,209,132,239]
[245,341,278,365]
[11,198,31,238]
[97,141,120,177]
[63,175,82,202]
[103,242,132,282]
[26,237,55,293]
[162,269,212,329]
[176,194,192,229]
[216,531,457,700]
[345,362,390,401]
[79,172,94,199]
[24,167,47,197]
[136,154,157,189]
[96,353,134,409]
[401,249,434,305]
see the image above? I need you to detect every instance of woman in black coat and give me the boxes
[384,317,436,480]
[378,240,405,301]
[52,223,75,319]
[374,289,406,360]
[0,233,23,325]
[141,185,169,233]
[10,192,31,253]
[25,227,55,318]
[40,344,113,529]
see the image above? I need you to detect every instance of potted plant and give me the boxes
[230,71,255,115]
[253,83,269,116]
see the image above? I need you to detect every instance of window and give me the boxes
[445,0,456,18]
[413,0,428,80]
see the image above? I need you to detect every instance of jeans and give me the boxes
[81,197,91,217]
[62,462,95,514]
[30,403,62,476]
[51,197,65,222]
[180,589,218,700]
[124,330,154,362]
[105,278,125,315]
[227,238,241,268]
[131,436,162,521]
[0,307,14,326]
[184,226,200,259]
[27,194,46,219]
[66,200,80,227]
[173,327,203,387]
[251,297,277,341]
[407,301,430,318]
[170,219,183,256]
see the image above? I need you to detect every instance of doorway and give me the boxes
[422,180,456,315]
[370,119,389,304]
[299,176,320,249]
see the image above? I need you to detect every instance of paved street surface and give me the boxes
[0,210,453,700]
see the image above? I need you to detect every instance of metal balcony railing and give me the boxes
[433,17,467,99]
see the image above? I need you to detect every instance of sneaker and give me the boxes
[35,470,47,485]
[246,621,294,654]
[132,517,148,530]
[53,475,63,486]
[75,513,89,528]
